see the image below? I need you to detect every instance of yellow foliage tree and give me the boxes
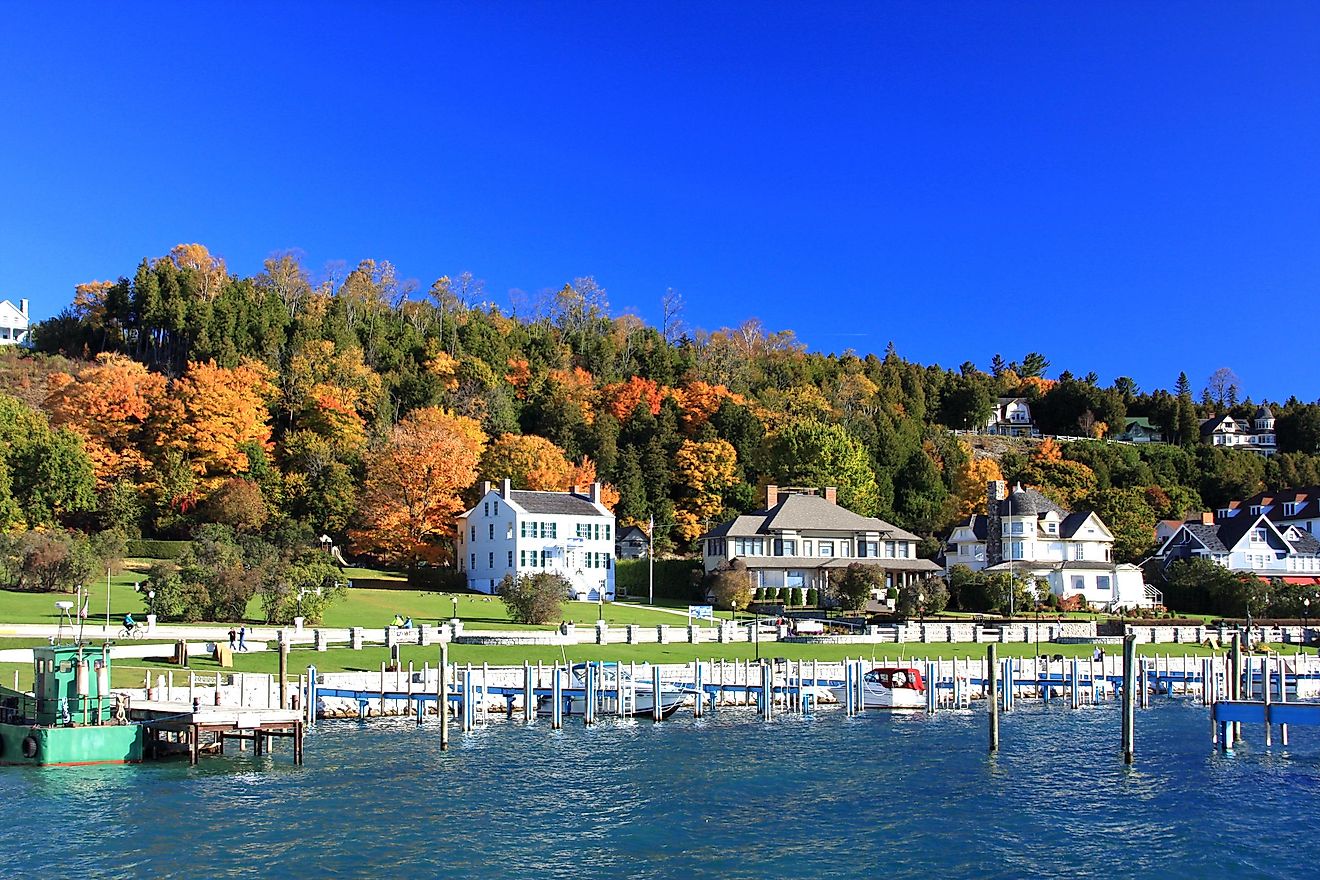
[283,340,382,454]
[351,408,487,570]
[949,444,1005,520]
[672,438,739,542]
[480,434,573,491]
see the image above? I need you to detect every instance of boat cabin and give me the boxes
[863,667,925,692]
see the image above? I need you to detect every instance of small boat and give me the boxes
[830,666,926,710]
[538,663,687,720]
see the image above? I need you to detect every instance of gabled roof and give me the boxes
[509,489,607,516]
[701,493,918,542]
[1059,512,1098,538]
[995,486,1065,519]
[617,525,648,542]
[0,300,26,320]
[949,515,988,541]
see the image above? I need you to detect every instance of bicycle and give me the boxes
[117,624,145,640]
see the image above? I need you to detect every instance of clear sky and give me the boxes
[2,3,1318,401]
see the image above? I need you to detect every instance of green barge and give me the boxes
[0,644,143,767]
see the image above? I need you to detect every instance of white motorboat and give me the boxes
[830,666,926,710]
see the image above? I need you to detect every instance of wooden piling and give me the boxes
[1121,633,1136,765]
[652,665,663,722]
[987,645,999,753]
[439,644,450,749]
[279,640,289,709]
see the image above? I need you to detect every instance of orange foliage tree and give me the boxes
[45,353,168,488]
[351,408,487,571]
[601,376,667,421]
[675,381,739,433]
[283,340,382,454]
[949,444,1006,520]
[154,359,277,484]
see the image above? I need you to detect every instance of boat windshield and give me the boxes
[863,668,923,690]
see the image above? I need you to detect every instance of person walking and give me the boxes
[237,626,247,652]
[228,628,237,651]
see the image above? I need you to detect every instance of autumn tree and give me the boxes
[480,433,573,491]
[950,446,1005,520]
[155,359,277,484]
[672,438,739,542]
[45,353,168,488]
[351,408,487,575]
[282,339,382,454]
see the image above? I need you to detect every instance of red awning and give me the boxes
[1279,576,1320,585]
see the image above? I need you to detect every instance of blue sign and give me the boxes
[688,605,715,621]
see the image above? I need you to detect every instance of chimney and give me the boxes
[590,482,601,503]
[570,484,580,496]
[481,480,492,496]
[1200,511,1214,525]
[500,478,511,498]
[19,299,28,318]
[986,480,1007,566]
[766,485,779,508]
[823,486,837,505]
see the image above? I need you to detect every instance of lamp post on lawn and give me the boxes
[918,591,925,626]
[1305,597,1312,644]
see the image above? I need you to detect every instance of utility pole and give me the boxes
[648,514,654,605]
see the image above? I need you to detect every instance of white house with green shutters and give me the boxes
[456,479,616,601]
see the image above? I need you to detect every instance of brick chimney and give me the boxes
[1200,511,1214,525]
[823,486,837,505]
[481,480,492,496]
[985,480,1007,566]
[19,299,28,318]
[766,485,779,508]
[500,478,511,498]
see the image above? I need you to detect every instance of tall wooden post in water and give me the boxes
[987,645,999,753]
[439,642,450,750]
[278,639,289,708]
[1121,633,1136,764]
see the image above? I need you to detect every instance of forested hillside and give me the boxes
[8,244,1320,579]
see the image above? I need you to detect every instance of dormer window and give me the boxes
[1250,506,1263,515]
[1250,528,1267,544]
[1217,509,1232,519]
[1284,503,1298,516]
[1045,522,1057,535]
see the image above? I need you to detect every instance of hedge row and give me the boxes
[125,539,192,560]
[615,558,704,602]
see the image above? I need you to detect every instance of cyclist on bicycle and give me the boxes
[123,613,136,633]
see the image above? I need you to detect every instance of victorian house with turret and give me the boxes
[944,481,1156,609]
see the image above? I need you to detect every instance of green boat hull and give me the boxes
[0,722,143,767]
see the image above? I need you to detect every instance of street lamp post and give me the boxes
[918,591,925,626]
[1304,597,1312,643]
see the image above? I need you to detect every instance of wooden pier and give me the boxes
[130,701,305,765]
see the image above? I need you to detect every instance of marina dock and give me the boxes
[130,701,305,765]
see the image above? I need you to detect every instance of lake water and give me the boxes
[7,701,1318,879]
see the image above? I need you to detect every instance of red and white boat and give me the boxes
[830,666,926,710]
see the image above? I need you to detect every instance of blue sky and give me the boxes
[2,3,1318,401]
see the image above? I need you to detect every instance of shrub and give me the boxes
[753,586,765,601]
[498,571,570,624]
[125,539,192,560]
[791,586,806,607]
[17,530,98,593]
[708,560,753,612]
[837,564,882,612]
[805,587,818,607]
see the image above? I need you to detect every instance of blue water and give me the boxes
[6,701,1318,879]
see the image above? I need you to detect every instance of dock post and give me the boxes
[439,644,450,748]
[1121,633,1136,765]
[379,662,387,716]
[987,644,999,753]
[1279,655,1289,746]
[1264,657,1273,747]
[1071,659,1080,709]
[1228,635,1242,748]
[524,662,534,722]
[585,661,596,726]
[551,664,563,729]
[306,664,316,728]
[694,661,704,718]
[855,659,864,716]
[761,661,771,721]
[279,640,289,709]
[844,660,854,717]
[652,665,663,722]
[926,661,936,714]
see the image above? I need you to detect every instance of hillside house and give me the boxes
[985,397,1038,437]
[0,299,29,346]
[1200,407,1276,456]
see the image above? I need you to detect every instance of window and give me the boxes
[1010,541,1023,560]
[471,525,476,540]
[520,522,528,538]
[1097,575,1112,593]
[606,524,612,540]
[948,543,959,557]
[819,540,835,557]
[898,543,910,558]
[786,570,805,588]
[1071,575,1084,592]
[484,502,489,517]
[508,551,513,566]
[470,553,476,569]
[1250,506,1263,515]
[541,549,550,566]
[605,555,611,570]
[493,501,499,516]
[488,524,494,540]
[1251,528,1267,544]
[1073,544,1084,561]
[547,522,557,539]
[489,552,494,568]
[803,541,813,556]
[885,541,896,558]
[1010,521,1024,535]
[1045,522,1057,535]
